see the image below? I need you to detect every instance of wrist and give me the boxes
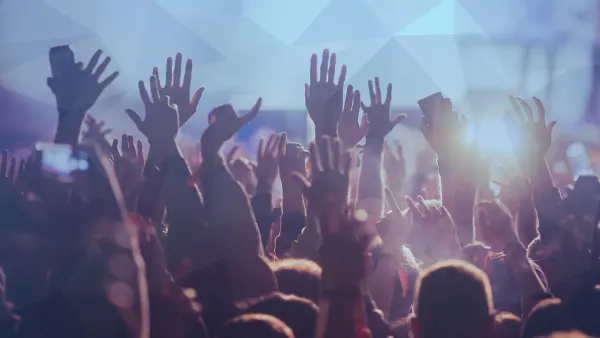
[55,110,85,145]
[282,176,303,189]
[315,124,338,138]
[202,153,226,172]
[365,137,384,151]
[256,181,273,194]
[148,139,181,165]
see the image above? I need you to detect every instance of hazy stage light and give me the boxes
[465,117,514,154]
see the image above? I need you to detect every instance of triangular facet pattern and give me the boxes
[0,0,592,139]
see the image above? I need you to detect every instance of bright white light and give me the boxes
[467,117,514,154]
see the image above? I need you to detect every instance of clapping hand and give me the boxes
[47,49,119,116]
[126,76,179,143]
[152,53,205,127]
[305,49,347,136]
[361,77,404,141]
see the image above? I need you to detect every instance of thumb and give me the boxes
[239,97,262,125]
[291,171,310,193]
[125,109,143,131]
[360,114,369,130]
[391,114,407,127]
[547,121,557,133]
[46,78,56,92]
[191,87,205,111]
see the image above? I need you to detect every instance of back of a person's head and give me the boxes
[411,260,494,338]
[492,312,521,338]
[522,298,570,338]
[269,259,322,303]
[564,286,600,336]
[217,313,294,338]
[236,292,317,338]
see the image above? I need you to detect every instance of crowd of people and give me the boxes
[0,46,599,338]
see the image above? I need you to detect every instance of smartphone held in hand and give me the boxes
[49,45,75,78]
[36,142,89,183]
[418,92,443,117]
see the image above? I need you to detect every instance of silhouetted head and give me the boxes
[269,259,321,303]
[521,298,570,338]
[492,312,521,338]
[411,260,494,338]
[236,292,317,338]
[217,313,294,338]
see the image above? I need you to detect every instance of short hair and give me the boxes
[493,312,521,338]
[564,286,600,336]
[217,313,294,338]
[236,292,318,338]
[521,298,569,338]
[413,260,493,338]
[269,259,322,303]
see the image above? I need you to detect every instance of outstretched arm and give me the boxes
[199,100,264,256]
[357,78,405,227]
[49,49,118,145]
[125,74,206,273]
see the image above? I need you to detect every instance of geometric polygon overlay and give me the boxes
[0,0,596,141]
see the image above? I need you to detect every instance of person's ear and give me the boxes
[409,314,420,338]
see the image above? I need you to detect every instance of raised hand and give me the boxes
[507,96,556,171]
[47,49,118,115]
[420,96,465,157]
[201,99,262,156]
[476,201,519,252]
[361,77,404,140]
[279,141,310,181]
[111,134,144,167]
[225,146,255,188]
[111,135,145,209]
[305,49,347,136]
[377,188,411,256]
[82,115,113,152]
[125,76,179,143]
[152,53,205,127]
[293,136,351,238]
[255,133,284,193]
[407,196,460,264]
[338,85,367,149]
